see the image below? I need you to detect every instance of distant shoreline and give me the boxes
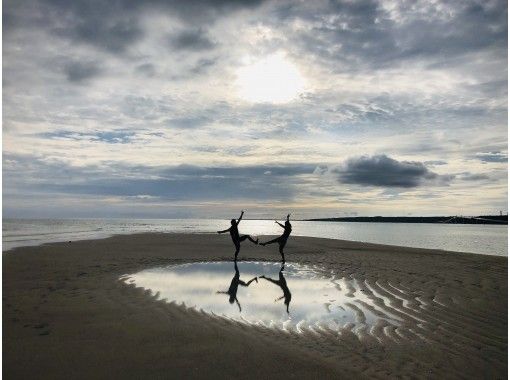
[305,215,508,225]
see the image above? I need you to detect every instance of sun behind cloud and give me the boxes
[235,53,306,104]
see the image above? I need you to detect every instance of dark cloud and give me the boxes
[313,165,328,175]
[424,160,448,166]
[65,61,101,83]
[170,29,216,51]
[274,0,507,71]
[3,154,315,202]
[134,63,156,77]
[475,151,508,163]
[334,155,452,188]
[38,177,294,201]
[190,58,216,74]
[5,0,506,66]
[39,130,136,144]
[4,0,265,54]
[458,173,491,181]
[464,80,508,98]
[148,0,266,24]
[157,164,316,178]
[63,18,142,54]
[41,0,143,53]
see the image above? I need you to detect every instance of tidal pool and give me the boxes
[121,261,402,332]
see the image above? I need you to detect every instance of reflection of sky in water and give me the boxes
[123,261,401,332]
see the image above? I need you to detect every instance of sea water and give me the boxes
[3,218,507,256]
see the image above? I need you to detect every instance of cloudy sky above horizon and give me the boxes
[3,0,508,219]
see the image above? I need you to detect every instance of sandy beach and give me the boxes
[3,233,507,379]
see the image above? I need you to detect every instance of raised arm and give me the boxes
[236,210,244,225]
[217,228,230,234]
[275,221,285,228]
[286,213,290,222]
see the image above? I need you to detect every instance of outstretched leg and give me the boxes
[239,277,258,286]
[239,235,259,245]
[260,237,281,246]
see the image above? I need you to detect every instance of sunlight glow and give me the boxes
[235,53,305,103]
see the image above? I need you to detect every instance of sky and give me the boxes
[3,0,508,219]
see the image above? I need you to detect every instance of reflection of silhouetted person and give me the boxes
[260,214,292,263]
[218,210,258,260]
[217,262,258,312]
[259,265,292,313]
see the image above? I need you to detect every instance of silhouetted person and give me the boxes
[260,214,292,263]
[217,261,258,312]
[218,210,258,260]
[259,265,292,313]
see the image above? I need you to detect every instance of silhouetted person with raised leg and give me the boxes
[217,210,258,261]
[259,264,292,313]
[217,261,258,312]
[260,214,292,263]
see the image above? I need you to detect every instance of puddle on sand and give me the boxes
[121,261,402,333]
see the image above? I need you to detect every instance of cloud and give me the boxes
[475,151,508,163]
[135,63,156,77]
[190,58,216,74]
[166,116,211,129]
[39,130,136,144]
[47,1,144,54]
[170,29,216,51]
[458,173,491,181]
[313,165,328,175]
[65,61,101,83]
[333,155,452,188]
[2,0,507,217]
[4,0,266,54]
[157,164,316,177]
[424,160,448,166]
[66,18,142,54]
[3,154,315,202]
[246,0,507,98]
[150,0,267,24]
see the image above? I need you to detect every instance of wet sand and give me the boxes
[3,233,507,379]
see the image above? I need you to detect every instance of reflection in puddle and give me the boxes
[122,261,402,333]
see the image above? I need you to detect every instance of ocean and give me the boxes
[2,218,507,256]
